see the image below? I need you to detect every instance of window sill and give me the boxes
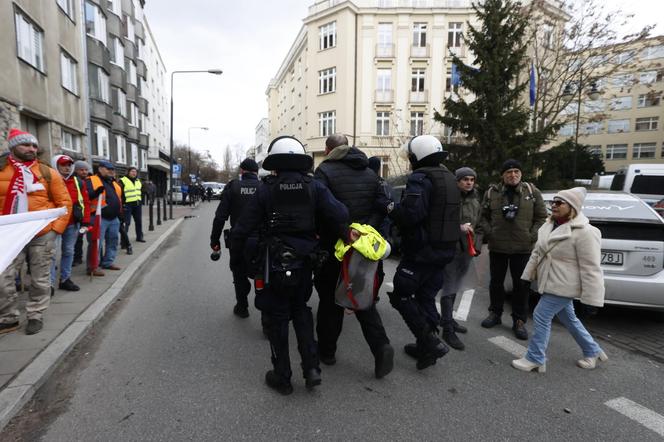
[17,57,46,76]
[318,91,336,96]
[318,46,337,53]
[62,86,80,98]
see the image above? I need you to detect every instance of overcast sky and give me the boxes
[144,0,663,165]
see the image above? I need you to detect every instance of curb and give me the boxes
[0,218,184,432]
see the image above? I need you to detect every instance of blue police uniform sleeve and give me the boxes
[314,180,349,239]
[389,172,430,228]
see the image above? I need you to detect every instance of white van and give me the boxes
[591,173,615,190]
[609,164,664,205]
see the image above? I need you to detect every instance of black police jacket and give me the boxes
[210,173,259,248]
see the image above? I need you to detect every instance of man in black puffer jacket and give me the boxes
[313,134,394,379]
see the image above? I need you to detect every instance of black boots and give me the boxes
[415,328,449,370]
[512,319,528,340]
[265,370,293,395]
[233,304,249,318]
[304,368,322,389]
[374,344,394,379]
[442,331,465,351]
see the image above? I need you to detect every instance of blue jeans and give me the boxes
[100,217,120,268]
[59,223,79,281]
[526,293,602,365]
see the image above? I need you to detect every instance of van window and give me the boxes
[610,174,625,191]
[631,175,664,195]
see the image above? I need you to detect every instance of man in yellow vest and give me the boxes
[119,167,145,256]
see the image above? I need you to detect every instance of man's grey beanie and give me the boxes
[455,166,477,181]
[73,160,91,171]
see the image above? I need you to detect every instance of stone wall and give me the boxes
[0,100,20,151]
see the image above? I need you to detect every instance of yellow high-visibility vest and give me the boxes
[120,176,142,203]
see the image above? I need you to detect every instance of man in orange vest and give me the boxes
[86,160,123,275]
[0,128,72,335]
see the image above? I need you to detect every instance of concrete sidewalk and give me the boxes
[0,202,198,431]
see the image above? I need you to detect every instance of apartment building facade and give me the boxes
[0,0,88,159]
[553,37,664,172]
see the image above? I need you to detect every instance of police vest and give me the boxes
[416,166,461,249]
[89,175,122,214]
[265,174,316,235]
[229,178,259,227]
[120,176,142,203]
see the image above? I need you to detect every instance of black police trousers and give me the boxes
[488,251,530,323]
[229,246,251,308]
[255,264,318,381]
[314,258,390,360]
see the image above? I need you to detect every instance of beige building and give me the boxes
[553,36,664,172]
[0,0,88,159]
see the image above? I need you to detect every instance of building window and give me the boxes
[410,112,424,136]
[609,96,632,111]
[57,0,75,19]
[114,88,127,117]
[129,102,139,127]
[615,51,634,64]
[107,0,121,16]
[635,117,658,132]
[412,68,425,92]
[607,119,630,134]
[61,129,81,153]
[583,99,605,113]
[125,15,135,43]
[413,23,427,47]
[611,74,633,87]
[141,149,148,171]
[116,135,126,164]
[559,123,575,137]
[126,59,137,86]
[641,45,664,60]
[93,124,110,158]
[448,22,463,48]
[85,2,107,46]
[319,67,336,94]
[319,22,336,50]
[639,71,660,85]
[60,51,78,94]
[605,144,627,160]
[633,143,657,159]
[376,111,390,136]
[581,122,603,135]
[130,143,139,167]
[15,10,44,72]
[445,71,459,93]
[378,23,392,46]
[587,145,602,159]
[637,93,661,108]
[109,37,125,67]
[376,69,392,91]
[319,111,336,137]
[540,23,554,48]
[89,65,110,103]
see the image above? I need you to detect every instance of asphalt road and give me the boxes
[4,202,664,441]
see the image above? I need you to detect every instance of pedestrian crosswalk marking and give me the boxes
[605,397,664,437]
[453,289,474,322]
[488,336,527,358]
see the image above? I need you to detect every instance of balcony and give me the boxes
[110,64,127,89]
[410,44,430,59]
[409,89,428,103]
[140,133,149,147]
[90,100,113,124]
[86,38,111,72]
[126,83,137,102]
[135,20,145,42]
[127,125,139,142]
[375,89,394,103]
[136,59,147,79]
[106,12,122,38]
[124,39,136,60]
[375,44,395,59]
[112,113,128,134]
[137,97,149,115]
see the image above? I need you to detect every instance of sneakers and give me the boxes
[58,279,80,292]
[265,370,293,395]
[577,351,608,369]
[481,312,502,328]
[442,331,465,351]
[25,319,43,335]
[374,344,394,379]
[511,357,545,373]
[0,321,20,335]
[512,320,528,341]
[233,304,249,318]
[304,368,322,390]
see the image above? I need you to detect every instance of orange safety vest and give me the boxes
[89,175,122,214]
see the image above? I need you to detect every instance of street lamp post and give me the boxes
[188,126,209,184]
[169,69,222,220]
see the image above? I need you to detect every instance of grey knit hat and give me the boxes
[455,166,477,181]
[7,128,38,150]
[73,160,91,172]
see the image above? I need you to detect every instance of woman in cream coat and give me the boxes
[512,187,607,373]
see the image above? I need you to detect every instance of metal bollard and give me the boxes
[149,201,155,231]
[156,199,162,226]
[164,197,168,221]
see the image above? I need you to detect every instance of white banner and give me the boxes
[0,207,67,274]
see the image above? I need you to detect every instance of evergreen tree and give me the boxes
[534,140,605,190]
[434,0,556,184]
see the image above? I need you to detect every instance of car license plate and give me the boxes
[601,251,624,265]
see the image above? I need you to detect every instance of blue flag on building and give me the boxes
[451,63,461,87]
[529,62,536,107]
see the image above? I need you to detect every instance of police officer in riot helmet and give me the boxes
[210,158,261,319]
[388,135,461,370]
[232,136,349,395]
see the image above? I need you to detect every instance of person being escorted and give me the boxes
[438,167,484,351]
[210,158,260,319]
[232,136,349,395]
[313,134,394,379]
[480,159,547,340]
[119,166,145,255]
[72,160,92,266]
[512,187,607,373]
[50,155,90,292]
[87,161,123,274]
[0,129,72,335]
[389,135,460,370]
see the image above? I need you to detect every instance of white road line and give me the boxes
[453,289,474,322]
[605,397,664,437]
[488,336,527,358]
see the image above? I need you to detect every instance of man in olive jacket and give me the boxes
[479,159,547,340]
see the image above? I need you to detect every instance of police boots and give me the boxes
[415,327,449,370]
[304,368,322,390]
[265,370,293,395]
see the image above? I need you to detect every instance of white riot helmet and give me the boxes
[262,136,313,171]
[406,134,448,165]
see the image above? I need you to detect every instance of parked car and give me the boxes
[609,163,664,206]
[541,191,664,310]
[655,198,664,219]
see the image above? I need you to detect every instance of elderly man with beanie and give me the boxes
[479,159,547,340]
[513,187,607,373]
[0,129,72,335]
[50,154,90,292]
[210,158,261,319]
[72,160,91,266]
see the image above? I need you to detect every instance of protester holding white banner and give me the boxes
[0,129,72,335]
